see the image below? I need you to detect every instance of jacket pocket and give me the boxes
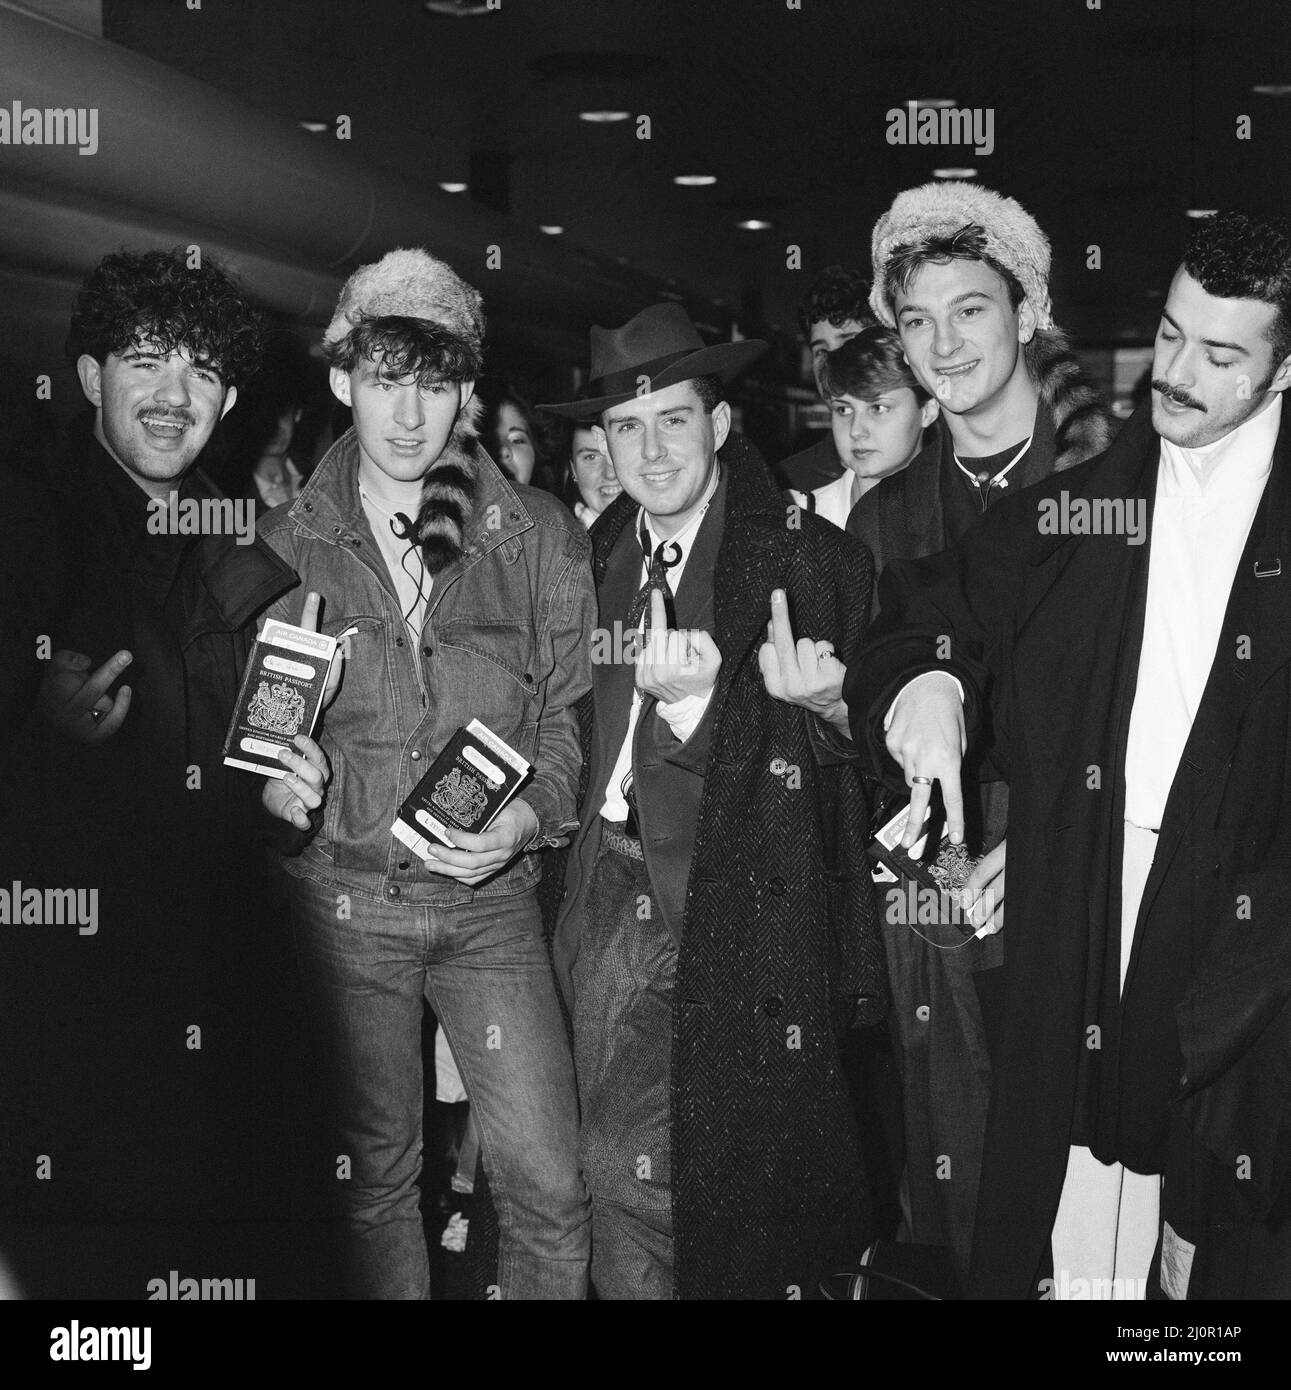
[434,619,538,745]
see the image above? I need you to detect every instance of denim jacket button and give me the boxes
[386,885,401,899]
[410,750,421,761]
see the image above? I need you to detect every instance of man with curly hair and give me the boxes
[851,211,1291,1298]
[0,247,326,1294]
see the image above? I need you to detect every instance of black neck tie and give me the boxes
[626,520,682,633]
[621,521,682,836]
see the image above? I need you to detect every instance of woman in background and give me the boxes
[475,377,557,493]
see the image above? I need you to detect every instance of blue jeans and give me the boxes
[285,869,589,1299]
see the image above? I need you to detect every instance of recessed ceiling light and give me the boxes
[932,167,977,179]
[438,182,469,193]
[539,225,564,235]
[1252,84,1291,96]
[579,110,631,123]
[673,174,717,187]
[737,219,772,230]
[298,120,328,133]
[911,98,958,109]
[422,1,493,15]
[1185,208,1218,218]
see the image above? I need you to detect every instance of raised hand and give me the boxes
[36,648,133,745]
[757,588,849,733]
[634,588,721,704]
[294,589,345,708]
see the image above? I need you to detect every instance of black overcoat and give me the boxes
[554,433,887,1299]
[850,399,1291,1298]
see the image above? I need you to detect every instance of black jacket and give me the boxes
[0,425,301,1230]
[849,399,1291,1298]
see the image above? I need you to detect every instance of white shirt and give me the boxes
[600,471,721,823]
[360,484,432,638]
[1124,393,1282,829]
[790,471,856,530]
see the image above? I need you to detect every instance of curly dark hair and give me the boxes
[1183,211,1291,368]
[882,224,1026,316]
[324,314,483,386]
[797,265,874,338]
[65,247,264,390]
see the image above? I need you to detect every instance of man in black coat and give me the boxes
[0,248,329,1296]
[848,211,1291,1299]
[543,304,885,1299]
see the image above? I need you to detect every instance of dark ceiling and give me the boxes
[105,0,1291,345]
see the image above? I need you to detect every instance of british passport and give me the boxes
[222,618,340,778]
[392,720,532,859]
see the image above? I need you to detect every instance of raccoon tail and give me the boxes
[413,461,475,573]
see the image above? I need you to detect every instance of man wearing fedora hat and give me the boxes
[542,303,886,1299]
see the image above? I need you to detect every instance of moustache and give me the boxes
[137,407,195,424]
[1151,380,1207,412]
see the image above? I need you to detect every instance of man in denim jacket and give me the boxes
[259,249,594,1299]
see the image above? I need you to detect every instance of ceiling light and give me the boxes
[579,110,631,123]
[1185,209,1218,218]
[438,182,469,193]
[1252,84,1291,96]
[737,219,772,230]
[932,167,977,179]
[422,1,493,15]
[539,225,564,235]
[673,174,717,187]
[298,120,328,133]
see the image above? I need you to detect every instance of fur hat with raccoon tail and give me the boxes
[869,182,1053,330]
[326,247,488,573]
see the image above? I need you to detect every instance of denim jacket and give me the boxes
[258,427,594,905]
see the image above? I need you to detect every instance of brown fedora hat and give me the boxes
[539,302,766,418]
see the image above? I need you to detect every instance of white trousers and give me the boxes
[1050,821,1162,1300]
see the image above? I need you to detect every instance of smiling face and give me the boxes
[570,424,621,513]
[829,385,937,482]
[1151,267,1291,448]
[77,340,236,497]
[893,259,1036,418]
[330,356,470,486]
[595,379,730,539]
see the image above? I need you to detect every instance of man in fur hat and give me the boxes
[851,209,1291,1299]
[542,303,886,1299]
[765,184,1115,1290]
[257,248,595,1299]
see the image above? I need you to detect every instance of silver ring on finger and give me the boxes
[89,707,105,723]
[911,774,933,785]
